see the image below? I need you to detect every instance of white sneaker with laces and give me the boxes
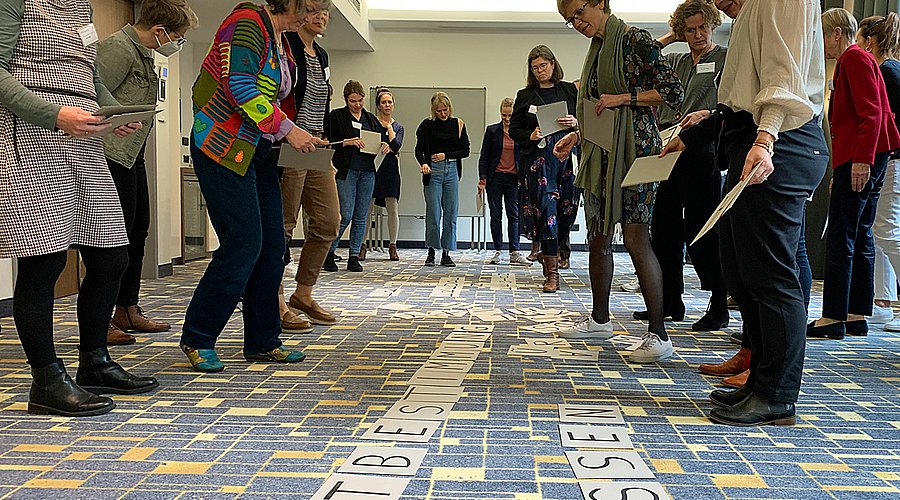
[628,333,673,364]
[509,251,532,266]
[868,304,894,324]
[621,277,641,293]
[884,318,900,332]
[489,250,501,264]
[558,316,614,339]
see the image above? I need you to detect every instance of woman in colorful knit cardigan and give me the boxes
[181,0,320,373]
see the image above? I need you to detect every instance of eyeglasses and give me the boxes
[530,62,551,73]
[565,0,590,29]
[163,28,187,47]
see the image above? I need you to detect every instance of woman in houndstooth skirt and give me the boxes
[0,0,159,417]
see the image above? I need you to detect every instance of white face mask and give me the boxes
[155,29,184,57]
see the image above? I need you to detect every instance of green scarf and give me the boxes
[575,14,636,235]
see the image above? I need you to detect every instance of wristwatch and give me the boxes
[630,91,637,107]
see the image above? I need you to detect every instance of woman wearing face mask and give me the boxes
[415,92,471,267]
[181,0,320,372]
[323,80,387,273]
[97,0,198,346]
[0,0,155,416]
[366,87,404,261]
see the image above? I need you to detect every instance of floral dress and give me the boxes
[584,26,684,227]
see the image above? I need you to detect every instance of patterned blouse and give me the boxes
[588,26,684,158]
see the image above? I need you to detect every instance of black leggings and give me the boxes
[14,246,128,368]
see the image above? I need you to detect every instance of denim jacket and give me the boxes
[96,25,158,168]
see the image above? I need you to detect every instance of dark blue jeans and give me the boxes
[487,172,520,252]
[822,154,889,319]
[182,141,286,354]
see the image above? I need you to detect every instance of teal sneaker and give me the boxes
[180,344,224,372]
[244,347,306,363]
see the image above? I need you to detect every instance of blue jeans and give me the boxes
[424,160,459,251]
[487,172,520,252]
[182,141,285,354]
[330,168,376,256]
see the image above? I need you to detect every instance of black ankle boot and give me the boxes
[323,252,338,272]
[692,309,730,332]
[709,382,754,407]
[75,347,159,395]
[29,360,115,417]
[347,255,363,272]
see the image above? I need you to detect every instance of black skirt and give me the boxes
[373,154,401,205]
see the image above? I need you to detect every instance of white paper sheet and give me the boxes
[621,152,682,188]
[536,101,569,137]
[74,109,161,138]
[690,163,762,245]
[277,147,335,171]
[582,99,616,151]
[360,129,383,155]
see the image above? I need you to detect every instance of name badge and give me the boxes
[352,121,362,130]
[77,23,99,47]
[697,62,715,74]
[828,79,835,91]
[528,105,538,114]
[324,67,330,81]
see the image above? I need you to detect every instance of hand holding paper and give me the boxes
[691,163,763,245]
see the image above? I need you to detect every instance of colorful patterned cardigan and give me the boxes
[192,2,296,175]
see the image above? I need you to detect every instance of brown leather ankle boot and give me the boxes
[722,369,750,388]
[699,347,751,376]
[107,322,135,346]
[113,305,171,333]
[542,255,560,293]
[388,243,399,261]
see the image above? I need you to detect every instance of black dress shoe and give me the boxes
[806,320,845,340]
[845,319,868,336]
[633,303,685,322]
[75,347,159,395]
[347,256,363,272]
[692,310,730,331]
[708,393,796,426]
[322,252,339,272]
[709,383,754,408]
[29,359,115,417]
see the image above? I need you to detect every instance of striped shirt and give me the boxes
[297,52,328,134]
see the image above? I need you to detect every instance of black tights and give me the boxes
[589,224,668,340]
[14,246,128,368]
[540,239,559,256]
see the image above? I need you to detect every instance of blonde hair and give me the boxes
[500,97,514,110]
[430,92,453,120]
[823,8,858,43]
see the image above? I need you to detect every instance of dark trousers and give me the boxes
[822,154,889,319]
[14,246,128,368]
[651,151,726,308]
[108,146,151,307]
[719,115,828,404]
[182,141,285,354]
[487,172,520,252]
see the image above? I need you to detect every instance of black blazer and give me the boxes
[285,32,331,135]
[478,122,521,183]
[328,106,387,180]
[414,117,471,186]
[509,81,579,162]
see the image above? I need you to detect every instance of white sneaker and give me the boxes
[885,318,900,332]
[558,316,614,339]
[509,251,532,266]
[489,250,501,264]
[621,277,641,293]
[628,333,674,364]
[868,304,894,324]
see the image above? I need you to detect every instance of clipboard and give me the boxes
[277,146,335,171]
[93,105,157,118]
[621,151,681,188]
[536,101,569,137]
[690,164,762,245]
[359,130,382,155]
[582,99,615,151]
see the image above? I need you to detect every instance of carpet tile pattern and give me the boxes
[0,249,898,499]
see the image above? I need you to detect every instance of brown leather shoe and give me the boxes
[559,258,570,269]
[388,243,400,261]
[722,369,750,388]
[699,347,751,376]
[113,305,171,333]
[526,241,541,262]
[107,322,136,346]
[281,310,314,334]
[358,245,367,261]
[288,295,337,325]
[542,255,560,293]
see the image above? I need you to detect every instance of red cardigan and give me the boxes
[829,44,900,168]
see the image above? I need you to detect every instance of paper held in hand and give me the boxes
[278,146,335,171]
[73,106,161,139]
[536,101,570,137]
[620,151,682,188]
[359,130,383,155]
[691,163,763,246]
[581,99,616,151]
[659,123,682,147]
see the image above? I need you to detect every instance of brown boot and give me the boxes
[699,347,751,376]
[107,322,136,346]
[542,255,560,293]
[722,369,750,388]
[526,241,541,262]
[113,305,171,333]
[388,243,400,261]
[358,245,367,261]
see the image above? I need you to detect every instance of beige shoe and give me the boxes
[288,295,337,325]
[281,310,314,334]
